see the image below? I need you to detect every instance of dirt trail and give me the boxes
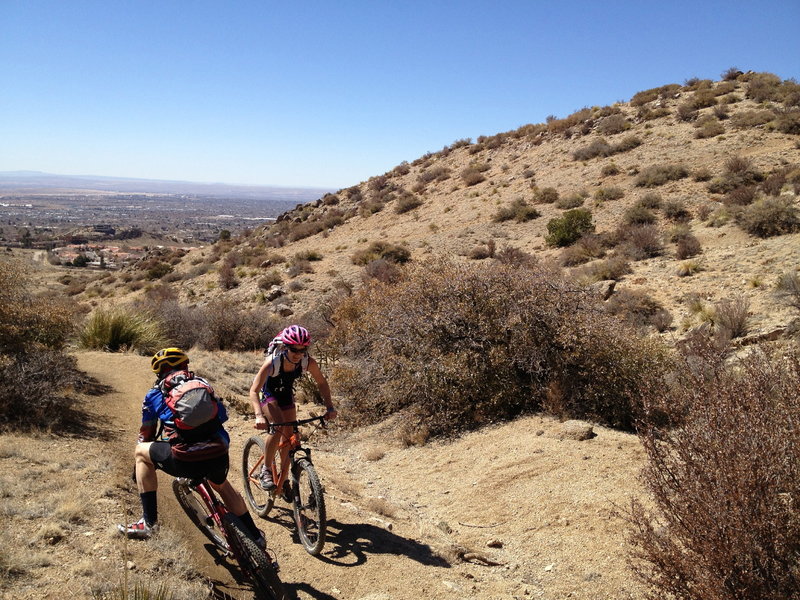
[74,351,649,600]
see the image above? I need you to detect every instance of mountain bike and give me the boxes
[172,476,287,599]
[242,415,327,556]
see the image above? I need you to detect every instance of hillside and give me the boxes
[78,72,799,342]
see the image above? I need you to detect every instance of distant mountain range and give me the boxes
[0,171,333,202]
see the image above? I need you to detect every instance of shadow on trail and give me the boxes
[267,506,450,569]
[58,370,117,440]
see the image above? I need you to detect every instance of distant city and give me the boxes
[0,171,334,254]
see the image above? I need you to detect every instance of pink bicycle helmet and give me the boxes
[279,325,311,347]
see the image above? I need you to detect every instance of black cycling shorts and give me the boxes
[149,441,229,485]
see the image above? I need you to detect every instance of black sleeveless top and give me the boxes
[262,353,304,405]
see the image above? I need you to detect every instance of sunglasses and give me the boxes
[287,346,308,354]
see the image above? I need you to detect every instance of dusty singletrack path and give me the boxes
[77,351,464,600]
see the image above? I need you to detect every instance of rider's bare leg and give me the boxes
[134,442,158,493]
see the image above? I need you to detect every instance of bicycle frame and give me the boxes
[252,416,325,497]
[176,477,232,553]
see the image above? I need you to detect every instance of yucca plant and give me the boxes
[78,308,168,354]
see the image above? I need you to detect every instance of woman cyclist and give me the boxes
[249,325,336,491]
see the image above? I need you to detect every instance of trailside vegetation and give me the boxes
[328,259,671,438]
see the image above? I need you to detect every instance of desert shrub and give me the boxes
[675,233,702,259]
[613,135,642,153]
[624,205,657,226]
[554,192,585,209]
[713,295,751,339]
[675,102,698,122]
[559,233,606,267]
[692,168,713,182]
[594,186,624,201]
[635,192,661,210]
[775,108,800,134]
[731,109,775,129]
[721,66,742,81]
[417,165,451,186]
[761,171,787,196]
[631,344,800,600]
[601,162,620,176]
[359,198,385,217]
[218,260,238,290]
[287,220,325,242]
[676,260,703,277]
[257,269,283,290]
[775,270,800,312]
[351,241,411,266]
[573,138,614,161]
[736,197,800,237]
[637,106,671,121]
[78,308,167,354]
[723,185,759,206]
[460,165,488,186]
[745,71,783,102]
[713,103,730,119]
[573,254,632,283]
[635,164,689,187]
[618,224,664,260]
[195,300,279,351]
[493,245,537,268]
[708,156,765,193]
[492,198,540,223]
[286,258,312,278]
[662,200,691,222]
[630,84,681,106]
[363,258,403,284]
[689,88,718,109]
[532,187,560,204]
[605,289,672,332]
[329,259,670,435]
[545,209,595,247]
[0,259,82,428]
[694,118,725,138]
[596,114,629,135]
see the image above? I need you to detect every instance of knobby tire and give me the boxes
[292,458,327,556]
[172,478,229,553]
[222,513,286,600]
[242,435,276,517]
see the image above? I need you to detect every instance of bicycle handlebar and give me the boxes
[267,415,327,433]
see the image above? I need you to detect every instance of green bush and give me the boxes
[545,209,595,247]
[329,259,671,436]
[631,344,800,600]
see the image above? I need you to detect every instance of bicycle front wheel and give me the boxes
[292,458,327,555]
[242,436,277,518]
[222,513,286,600]
[172,478,229,553]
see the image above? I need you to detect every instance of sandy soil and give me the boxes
[1,350,649,600]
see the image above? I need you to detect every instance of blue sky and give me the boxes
[1,1,798,190]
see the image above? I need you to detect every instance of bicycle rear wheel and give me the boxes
[292,458,327,555]
[242,436,279,517]
[222,513,286,600]
[172,478,229,553]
